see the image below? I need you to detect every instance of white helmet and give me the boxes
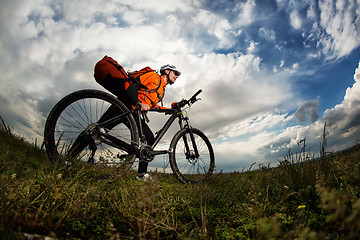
[160,64,181,76]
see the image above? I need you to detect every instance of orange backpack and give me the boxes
[94,55,147,91]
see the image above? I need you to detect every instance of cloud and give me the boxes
[0,0,360,172]
[259,27,276,41]
[322,60,360,144]
[269,0,360,60]
[290,11,302,30]
[192,9,235,49]
[261,60,360,161]
[212,59,360,170]
[1,0,290,141]
[295,99,319,123]
[315,0,360,58]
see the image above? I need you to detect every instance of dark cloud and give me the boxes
[295,99,319,123]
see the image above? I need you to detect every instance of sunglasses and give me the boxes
[172,70,181,76]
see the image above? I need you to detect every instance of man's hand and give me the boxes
[139,102,150,112]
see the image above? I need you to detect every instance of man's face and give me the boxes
[168,70,179,85]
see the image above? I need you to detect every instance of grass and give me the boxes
[1,119,360,239]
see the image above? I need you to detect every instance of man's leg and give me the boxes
[137,118,155,176]
[97,75,137,129]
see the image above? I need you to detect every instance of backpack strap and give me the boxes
[107,60,148,90]
[129,76,148,90]
[139,74,164,106]
[139,74,161,93]
[131,68,156,91]
[136,73,161,94]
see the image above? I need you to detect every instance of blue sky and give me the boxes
[0,0,359,172]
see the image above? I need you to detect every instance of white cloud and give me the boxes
[321,61,360,145]
[259,27,276,41]
[124,0,193,14]
[236,112,291,137]
[210,59,360,169]
[234,0,256,26]
[318,0,360,58]
[247,41,258,53]
[192,9,236,49]
[290,11,302,30]
[280,60,285,68]
[307,1,317,20]
[262,60,360,161]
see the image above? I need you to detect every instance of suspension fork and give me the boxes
[179,115,200,158]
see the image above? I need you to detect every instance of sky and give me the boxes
[0,0,359,172]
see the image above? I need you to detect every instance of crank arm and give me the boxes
[149,150,169,156]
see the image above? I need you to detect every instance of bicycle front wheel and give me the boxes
[44,89,139,166]
[169,128,215,183]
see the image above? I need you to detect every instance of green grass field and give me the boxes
[1,120,360,239]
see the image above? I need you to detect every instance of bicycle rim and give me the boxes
[44,89,138,166]
[169,128,215,183]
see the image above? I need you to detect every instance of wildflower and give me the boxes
[298,204,306,209]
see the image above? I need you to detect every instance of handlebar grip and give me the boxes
[173,89,203,109]
[189,89,202,103]
[193,89,202,98]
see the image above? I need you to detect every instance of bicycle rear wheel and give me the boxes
[169,128,215,183]
[44,89,138,167]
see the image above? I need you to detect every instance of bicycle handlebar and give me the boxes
[142,89,203,122]
[176,89,202,108]
[190,89,202,103]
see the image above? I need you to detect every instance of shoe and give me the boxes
[136,173,152,182]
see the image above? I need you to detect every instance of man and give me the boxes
[132,64,181,180]
[96,61,181,181]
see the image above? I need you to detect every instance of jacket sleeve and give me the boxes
[153,104,168,109]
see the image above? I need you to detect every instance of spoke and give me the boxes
[63,107,87,130]
[55,121,83,130]
[79,98,90,123]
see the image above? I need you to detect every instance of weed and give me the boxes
[1,118,360,239]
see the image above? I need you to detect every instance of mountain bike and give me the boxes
[44,89,215,183]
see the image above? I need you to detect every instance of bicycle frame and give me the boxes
[150,108,200,158]
[149,108,182,148]
[98,104,201,163]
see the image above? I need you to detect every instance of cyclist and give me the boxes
[133,64,181,180]
[98,64,181,181]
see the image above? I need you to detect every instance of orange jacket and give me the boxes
[137,72,167,109]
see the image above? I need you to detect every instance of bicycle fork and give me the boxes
[180,117,200,160]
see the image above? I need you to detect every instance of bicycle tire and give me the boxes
[44,89,139,167]
[169,128,215,183]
